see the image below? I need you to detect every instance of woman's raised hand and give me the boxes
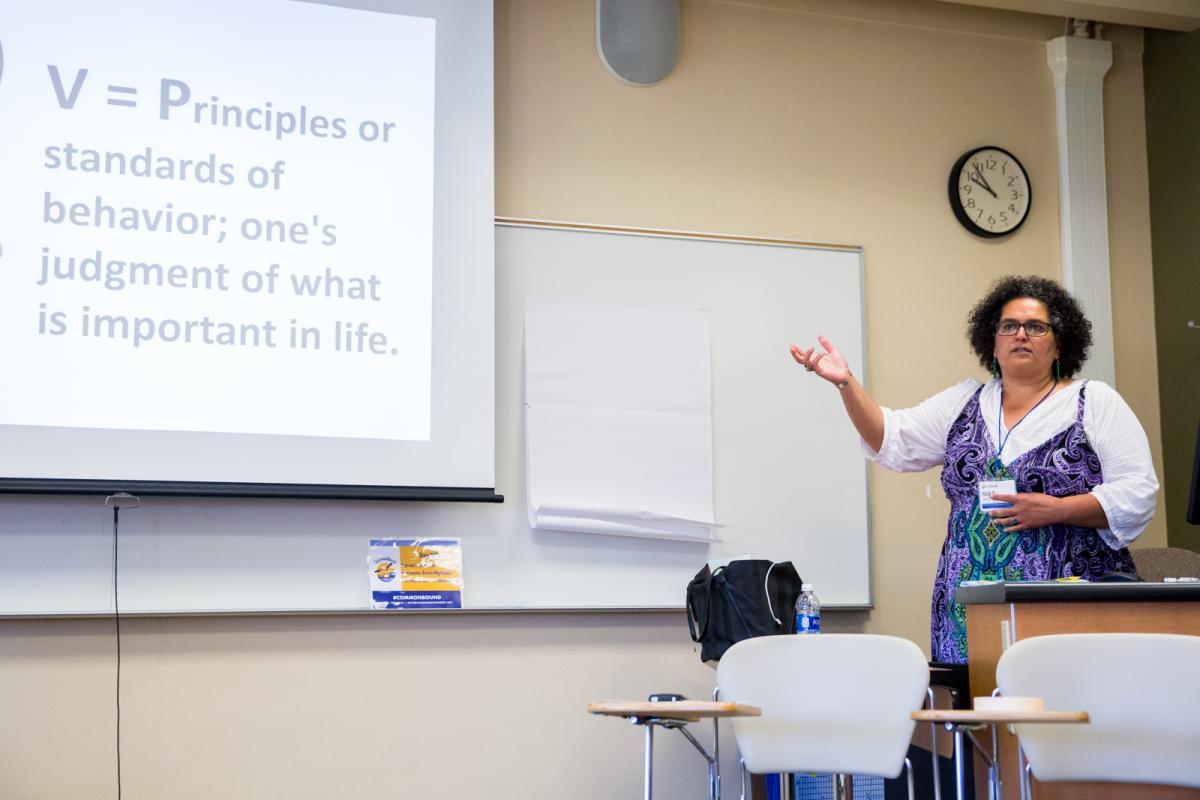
[790,336,851,386]
[791,336,880,449]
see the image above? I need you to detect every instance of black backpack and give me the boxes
[686,559,804,662]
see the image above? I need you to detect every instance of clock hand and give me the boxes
[972,162,997,194]
[970,173,998,199]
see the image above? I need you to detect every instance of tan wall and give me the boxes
[499,0,1165,645]
[0,1,1165,798]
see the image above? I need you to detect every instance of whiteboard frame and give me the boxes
[497,217,874,610]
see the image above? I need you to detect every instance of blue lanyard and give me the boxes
[996,378,1058,461]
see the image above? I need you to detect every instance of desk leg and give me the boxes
[988,724,1000,800]
[711,688,721,800]
[644,724,654,800]
[1017,746,1031,800]
[711,716,720,800]
[713,686,722,800]
[954,728,966,800]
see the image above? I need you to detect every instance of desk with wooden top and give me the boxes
[912,707,1089,800]
[589,699,761,800]
[958,581,1200,800]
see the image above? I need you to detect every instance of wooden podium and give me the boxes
[959,581,1200,799]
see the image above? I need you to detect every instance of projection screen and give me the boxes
[0,0,497,500]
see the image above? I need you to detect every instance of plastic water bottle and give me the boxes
[795,583,820,635]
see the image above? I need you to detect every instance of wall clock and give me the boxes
[948,146,1031,238]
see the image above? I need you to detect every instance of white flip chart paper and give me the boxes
[524,297,717,542]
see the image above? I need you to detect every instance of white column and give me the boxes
[1046,35,1115,385]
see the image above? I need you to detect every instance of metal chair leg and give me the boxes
[712,686,722,800]
[953,727,967,800]
[905,756,915,800]
[739,758,747,800]
[926,687,942,800]
[642,724,655,800]
[1013,736,1033,800]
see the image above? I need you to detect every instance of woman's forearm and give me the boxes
[1057,493,1111,530]
[790,340,884,451]
[837,376,885,453]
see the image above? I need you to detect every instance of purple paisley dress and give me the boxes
[932,382,1136,663]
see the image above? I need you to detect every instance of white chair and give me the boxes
[716,634,929,799]
[996,633,1200,789]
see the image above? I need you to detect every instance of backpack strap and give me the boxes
[686,566,718,643]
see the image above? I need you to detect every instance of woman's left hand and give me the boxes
[988,492,1063,532]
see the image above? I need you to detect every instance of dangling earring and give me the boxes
[991,358,1000,379]
[1055,359,1061,380]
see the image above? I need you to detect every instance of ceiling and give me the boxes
[933,0,1200,30]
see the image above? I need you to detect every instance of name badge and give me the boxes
[979,479,1016,510]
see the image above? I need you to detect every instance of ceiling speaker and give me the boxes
[596,0,680,86]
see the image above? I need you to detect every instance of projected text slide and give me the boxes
[0,0,435,441]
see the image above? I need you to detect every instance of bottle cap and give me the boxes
[801,583,813,591]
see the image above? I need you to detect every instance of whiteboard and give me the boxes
[0,220,871,614]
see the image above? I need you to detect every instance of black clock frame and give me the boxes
[948,146,1031,239]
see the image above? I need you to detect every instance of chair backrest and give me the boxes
[1130,546,1200,582]
[715,634,929,778]
[996,633,1200,788]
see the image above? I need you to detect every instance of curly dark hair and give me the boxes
[966,275,1092,378]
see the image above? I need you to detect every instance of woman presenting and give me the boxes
[791,275,1158,663]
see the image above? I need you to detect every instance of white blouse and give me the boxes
[862,379,1158,549]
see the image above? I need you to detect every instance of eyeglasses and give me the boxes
[996,319,1053,337]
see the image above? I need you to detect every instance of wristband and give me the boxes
[836,376,852,390]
